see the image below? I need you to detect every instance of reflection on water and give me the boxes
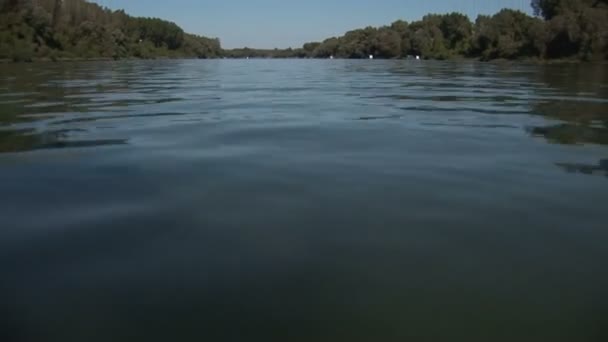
[529,101,608,145]
[0,61,216,153]
[556,159,608,178]
[1,60,608,342]
[1,61,608,152]
[0,129,127,152]
[529,123,608,145]
[527,65,608,146]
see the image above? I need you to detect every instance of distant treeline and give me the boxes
[0,0,222,61]
[228,0,608,61]
[223,48,309,59]
[1,0,607,62]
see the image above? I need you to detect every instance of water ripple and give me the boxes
[0,60,607,154]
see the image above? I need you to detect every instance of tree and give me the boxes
[390,20,412,56]
[51,0,61,27]
[440,12,472,54]
[471,9,545,60]
[0,0,222,60]
[409,16,449,59]
[532,0,608,19]
[312,37,340,58]
[374,27,401,58]
[532,0,561,19]
[534,0,608,59]
[302,42,320,57]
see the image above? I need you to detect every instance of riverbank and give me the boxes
[0,56,200,64]
[2,56,604,65]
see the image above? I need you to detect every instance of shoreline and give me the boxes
[0,56,185,64]
[1,56,605,65]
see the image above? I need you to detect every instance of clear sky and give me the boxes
[90,0,533,49]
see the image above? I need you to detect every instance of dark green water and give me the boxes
[1,60,607,342]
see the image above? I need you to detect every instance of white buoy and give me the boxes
[330,55,334,59]
[416,55,420,60]
[369,55,374,59]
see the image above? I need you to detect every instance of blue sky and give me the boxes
[91,0,533,49]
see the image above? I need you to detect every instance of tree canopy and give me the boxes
[1,0,606,62]
[296,1,607,61]
[0,0,222,61]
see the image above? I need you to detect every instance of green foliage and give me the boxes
[311,37,340,58]
[532,0,607,19]
[299,1,606,61]
[410,15,451,59]
[1,0,606,62]
[10,39,35,62]
[302,42,320,54]
[132,17,184,50]
[182,34,221,58]
[439,13,473,54]
[542,1,608,60]
[471,9,546,60]
[0,0,222,60]
[222,46,306,59]
[374,28,402,58]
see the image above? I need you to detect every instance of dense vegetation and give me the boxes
[0,0,222,61]
[223,47,308,59]
[225,0,607,61]
[1,0,607,61]
[295,0,608,61]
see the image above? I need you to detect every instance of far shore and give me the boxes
[2,57,605,66]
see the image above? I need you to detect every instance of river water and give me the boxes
[1,60,607,341]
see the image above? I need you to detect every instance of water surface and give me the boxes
[1,60,607,341]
